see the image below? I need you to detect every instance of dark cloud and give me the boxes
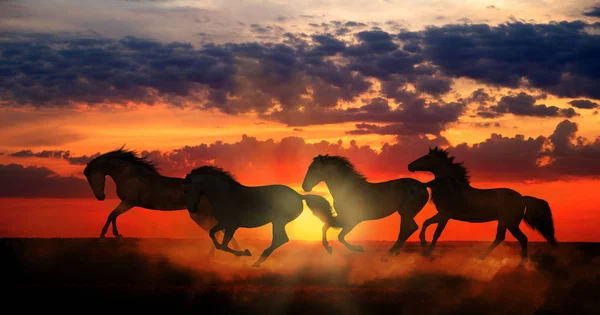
[9,150,99,165]
[582,5,600,18]
[413,75,452,96]
[2,19,599,132]
[269,96,466,136]
[473,122,501,128]
[0,164,91,198]
[0,32,371,115]
[568,99,599,109]
[414,21,600,100]
[466,88,495,105]
[309,34,346,56]
[347,30,400,56]
[450,119,600,181]
[478,92,578,118]
[344,21,367,27]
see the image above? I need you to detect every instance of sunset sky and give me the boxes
[1,0,600,242]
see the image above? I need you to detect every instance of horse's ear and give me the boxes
[428,147,433,153]
[434,146,438,152]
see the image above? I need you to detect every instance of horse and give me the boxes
[184,165,334,267]
[408,146,558,266]
[301,154,430,258]
[83,147,238,255]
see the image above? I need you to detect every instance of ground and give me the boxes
[2,238,599,314]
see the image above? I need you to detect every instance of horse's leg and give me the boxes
[479,224,507,260]
[424,217,449,255]
[209,222,226,250]
[229,236,241,251]
[420,213,442,248]
[388,214,418,255]
[508,226,528,267]
[338,223,363,252]
[100,201,133,239]
[322,223,332,254]
[207,231,224,258]
[252,222,289,267]
[218,227,251,257]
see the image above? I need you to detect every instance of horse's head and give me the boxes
[302,154,331,192]
[183,174,203,214]
[83,160,106,201]
[408,146,445,174]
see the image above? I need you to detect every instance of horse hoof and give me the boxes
[422,250,432,257]
[389,248,401,256]
[325,247,333,255]
[243,249,252,256]
[518,260,527,268]
[355,245,364,252]
[252,262,261,268]
[477,255,487,261]
[381,255,389,262]
[98,237,107,243]
[115,234,124,240]
[420,240,428,248]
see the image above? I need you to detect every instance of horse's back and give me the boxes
[218,184,303,227]
[124,174,187,210]
[445,186,524,222]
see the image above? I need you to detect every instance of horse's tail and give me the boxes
[301,194,339,227]
[523,196,558,247]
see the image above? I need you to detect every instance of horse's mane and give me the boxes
[92,146,159,174]
[189,165,239,184]
[316,154,367,181]
[429,146,470,184]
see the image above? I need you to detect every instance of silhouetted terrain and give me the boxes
[2,238,598,314]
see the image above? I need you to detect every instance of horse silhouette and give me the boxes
[302,154,429,258]
[83,147,238,255]
[408,146,558,266]
[184,165,333,267]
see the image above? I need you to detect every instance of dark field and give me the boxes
[2,238,599,314]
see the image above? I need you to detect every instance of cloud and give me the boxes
[269,96,466,136]
[477,92,578,118]
[466,88,495,105]
[582,5,600,18]
[410,21,600,100]
[0,164,91,198]
[9,120,600,188]
[452,119,600,181]
[9,150,99,165]
[2,21,600,136]
[568,99,599,109]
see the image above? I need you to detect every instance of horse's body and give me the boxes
[83,148,237,254]
[302,155,429,257]
[408,147,557,266]
[184,166,333,267]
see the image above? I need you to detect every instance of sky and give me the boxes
[1,0,600,242]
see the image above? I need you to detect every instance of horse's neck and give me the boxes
[432,167,454,179]
[324,174,363,200]
[103,160,138,185]
[430,176,470,195]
